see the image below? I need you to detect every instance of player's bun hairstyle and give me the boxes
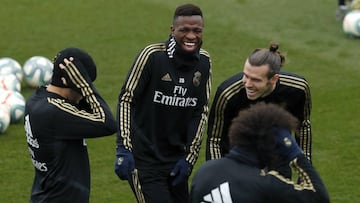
[173,3,203,20]
[228,102,298,167]
[248,42,286,78]
[51,47,97,88]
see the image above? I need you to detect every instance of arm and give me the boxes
[268,155,329,203]
[115,47,152,150]
[186,66,211,166]
[114,47,153,180]
[206,87,223,160]
[51,57,117,139]
[206,80,241,160]
[296,79,312,161]
[269,128,329,202]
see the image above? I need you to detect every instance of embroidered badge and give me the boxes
[193,71,201,87]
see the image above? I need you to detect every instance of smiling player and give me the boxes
[206,42,312,167]
[114,4,211,203]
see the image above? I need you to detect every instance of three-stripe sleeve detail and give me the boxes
[279,74,312,160]
[119,43,165,150]
[187,51,211,165]
[209,80,244,159]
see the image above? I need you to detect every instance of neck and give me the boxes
[228,146,262,168]
[46,85,82,103]
[260,79,277,98]
[46,85,67,97]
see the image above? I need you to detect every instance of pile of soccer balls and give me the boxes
[0,56,53,134]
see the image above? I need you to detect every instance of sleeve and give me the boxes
[206,85,233,160]
[185,56,212,166]
[50,58,117,139]
[115,47,152,150]
[267,155,329,203]
[296,80,312,161]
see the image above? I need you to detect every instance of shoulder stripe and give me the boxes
[125,43,165,94]
[200,48,210,58]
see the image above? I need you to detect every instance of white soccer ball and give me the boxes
[343,10,360,37]
[0,73,21,92]
[23,56,53,88]
[0,105,10,134]
[0,57,23,81]
[0,90,26,123]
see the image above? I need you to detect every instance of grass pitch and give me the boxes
[0,0,359,202]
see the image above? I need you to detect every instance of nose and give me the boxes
[243,77,250,87]
[185,31,197,40]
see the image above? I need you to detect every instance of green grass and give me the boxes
[0,0,359,202]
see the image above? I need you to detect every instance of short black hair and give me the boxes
[173,3,203,20]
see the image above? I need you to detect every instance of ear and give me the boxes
[270,74,279,84]
[170,25,175,36]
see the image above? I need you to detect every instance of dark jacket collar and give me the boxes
[226,146,263,168]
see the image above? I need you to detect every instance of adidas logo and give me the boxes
[161,73,172,81]
[201,182,233,203]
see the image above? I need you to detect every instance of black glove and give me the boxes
[170,158,192,186]
[274,128,302,162]
[114,146,135,180]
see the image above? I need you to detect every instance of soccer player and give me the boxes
[336,0,352,21]
[191,102,329,203]
[206,42,312,163]
[114,3,211,203]
[24,47,117,203]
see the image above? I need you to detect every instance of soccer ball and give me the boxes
[0,90,26,123]
[0,73,21,92]
[0,105,10,134]
[0,57,23,81]
[23,56,53,88]
[343,10,360,37]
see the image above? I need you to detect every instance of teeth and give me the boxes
[184,42,195,46]
[246,89,255,94]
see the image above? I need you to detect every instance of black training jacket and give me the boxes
[191,148,329,203]
[116,38,211,169]
[206,71,312,160]
[25,69,117,203]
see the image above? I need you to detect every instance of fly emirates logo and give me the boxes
[153,85,197,107]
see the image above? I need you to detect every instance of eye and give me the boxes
[193,28,203,34]
[178,28,189,33]
[177,28,203,34]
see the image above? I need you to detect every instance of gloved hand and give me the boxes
[114,146,135,180]
[170,158,192,186]
[274,128,302,162]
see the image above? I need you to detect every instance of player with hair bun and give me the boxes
[206,42,312,172]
